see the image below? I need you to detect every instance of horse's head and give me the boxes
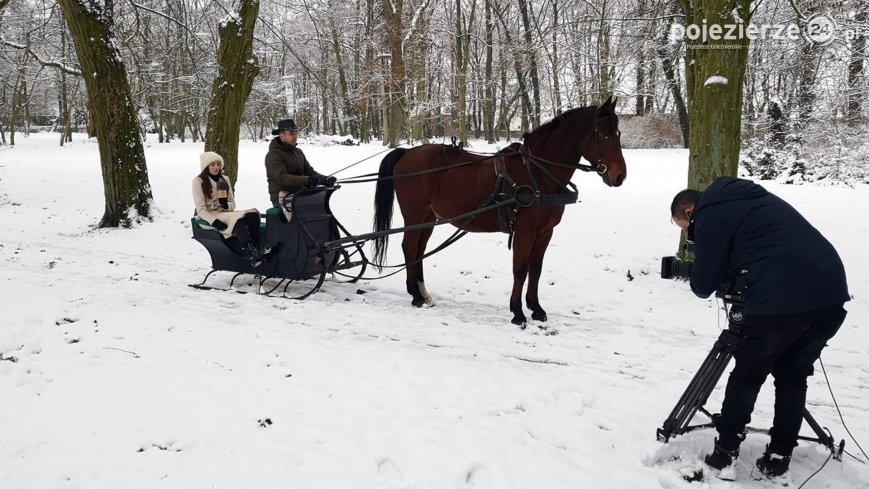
[585,96,627,187]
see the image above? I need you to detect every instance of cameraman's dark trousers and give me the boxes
[716,304,846,455]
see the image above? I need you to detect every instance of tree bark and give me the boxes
[598,0,612,101]
[680,0,752,190]
[383,0,407,147]
[493,2,531,133]
[635,0,647,115]
[550,0,562,115]
[848,9,866,126]
[482,0,496,142]
[516,0,540,127]
[9,65,24,146]
[658,16,690,147]
[57,0,153,227]
[204,0,260,186]
[454,0,476,146]
[329,2,356,138]
[356,0,375,143]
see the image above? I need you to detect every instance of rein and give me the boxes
[335,156,494,184]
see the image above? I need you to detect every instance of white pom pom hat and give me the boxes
[200,151,224,171]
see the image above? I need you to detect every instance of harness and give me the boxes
[484,111,615,248]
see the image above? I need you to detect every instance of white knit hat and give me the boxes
[200,151,224,171]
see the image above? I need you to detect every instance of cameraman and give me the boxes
[670,177,849,478]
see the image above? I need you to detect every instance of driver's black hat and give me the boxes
[272,119,298,135]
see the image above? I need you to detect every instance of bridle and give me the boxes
[520,107,621,179]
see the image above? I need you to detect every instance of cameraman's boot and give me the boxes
[704,438,740,479]
[755,446,791,479]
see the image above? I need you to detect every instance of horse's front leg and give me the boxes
[526,230,554,322]
[509,233,534,326]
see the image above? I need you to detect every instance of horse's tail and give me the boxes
[372,147,408,271]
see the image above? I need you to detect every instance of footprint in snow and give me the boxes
[465,465,493,488]
[376,458,408,489]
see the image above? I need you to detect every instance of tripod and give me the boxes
[656,292,844,459]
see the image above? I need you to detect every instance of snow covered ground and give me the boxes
[1,133,867,489]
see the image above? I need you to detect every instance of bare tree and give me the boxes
[848,8,867,126]
[57,0,153,227]
[452,0,476,145]
[657,2,689,146]
[204,0,260,185]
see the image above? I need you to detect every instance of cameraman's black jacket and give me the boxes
[690,177,849,314]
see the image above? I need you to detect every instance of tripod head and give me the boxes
[715,283,744,327]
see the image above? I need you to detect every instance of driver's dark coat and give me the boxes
[689,177,849,315]
[265,137,323,201]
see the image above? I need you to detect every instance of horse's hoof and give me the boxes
[531,311,548,322]
[511,316,527,327]
[411,298,425,308]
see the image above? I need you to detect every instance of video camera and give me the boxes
[660,239,694,280]
[660,256,692,280]
[660,240,742,306]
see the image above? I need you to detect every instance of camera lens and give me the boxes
[660,256,693,280]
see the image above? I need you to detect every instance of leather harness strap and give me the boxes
[484,148,581,248]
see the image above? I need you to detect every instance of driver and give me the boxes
[264,119,336,218]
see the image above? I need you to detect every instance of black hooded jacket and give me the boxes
[689,177,849,315]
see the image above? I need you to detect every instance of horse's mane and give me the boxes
[522,105,597,141]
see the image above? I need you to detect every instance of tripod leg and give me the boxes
[799,408,844,458]
[658,330,740,442]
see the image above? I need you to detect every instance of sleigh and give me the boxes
[190,186,367,299]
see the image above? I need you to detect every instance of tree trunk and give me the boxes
[58,25,74,146]
[516,0,540,127]
[329,2,356,138]
[494,3,532,133]
[658,17,690,147]
[796,43,822,129]
[645,51,656,114]
[794,3,823,130]
[383,0,406,147]
[634,0,647,115]
[204,0,260,186]
[680,0,752,190]
[550,0,562,115]
[598,0,612,101]
[636,50,646,116]
[357,0,374,143]
[454,0,476,146]
[848,10,866,126]
[9,67,24,146]
[57,0,153,227]
[482,0,496,142]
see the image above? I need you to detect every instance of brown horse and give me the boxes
[372,96,627,325]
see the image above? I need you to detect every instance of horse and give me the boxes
[371,96,627,325]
